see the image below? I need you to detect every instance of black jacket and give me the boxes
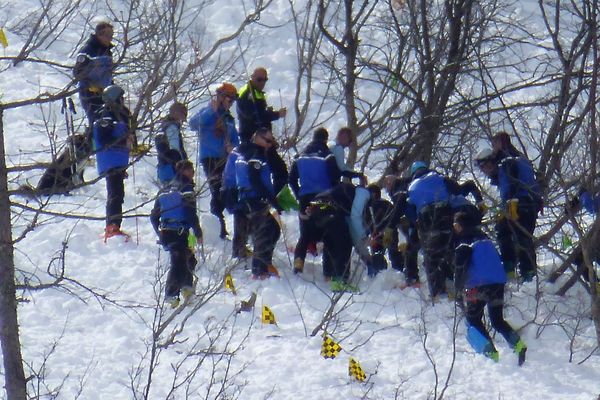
[236,82,280,142]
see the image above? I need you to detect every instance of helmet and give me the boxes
[216,82,238,98]
[410,161,428,176]
[474,148,495,164]
[102,85,124,105]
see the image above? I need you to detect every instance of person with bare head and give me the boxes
[73,18,115,125]
[332,127,365,181]
[236,67,287,143]
[155,102,189,185]
[491,131,524,159]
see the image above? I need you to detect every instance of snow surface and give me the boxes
[1,0,599,399]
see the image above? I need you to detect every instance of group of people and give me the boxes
[70,19,600,364]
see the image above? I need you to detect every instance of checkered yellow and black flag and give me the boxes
[261,305,276,325]
[348,357,367,382]
[224,273,236,295]
[320,335,342,359]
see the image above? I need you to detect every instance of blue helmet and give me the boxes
[410,161,428,176]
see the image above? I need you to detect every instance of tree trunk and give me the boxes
[0,107,28,400]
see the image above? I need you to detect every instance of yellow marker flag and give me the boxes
[0,29,8,48]
[261,305,276,325]
[224,273,236,295]
[320,335,342,359]
[349,357,367,382]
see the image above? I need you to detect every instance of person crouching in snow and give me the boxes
[150,160,203,308]
[453,211,527,365]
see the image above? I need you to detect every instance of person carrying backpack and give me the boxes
[150,160,203,308]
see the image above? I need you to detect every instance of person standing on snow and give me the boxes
[155,102,189,186]
[150,160,203,308]
[92,85,135,240]
[564,184,600,285]
[384,174,421,287]
[453,211,527,365]
[73,19,114,125]
[474,139,542,282]
[309,181,372,291]
[406,161,470,299]
[364,183,402,277]
[189,82,240,239]
[288,127,341,274]
[236,67,287,144]
[235,128,283,279]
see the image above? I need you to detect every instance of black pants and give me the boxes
[201,157,226,220]
[370,226,404,274]
[418,203,453,297]
[105,168,126,227]
[312,210,353,281]
[402,221,421,284]
[232,211,250,258]
[465,283,520,349]
[161,230,197,297]
[247,207,281,275]
[495,198,538,278]
[294,195,319,262]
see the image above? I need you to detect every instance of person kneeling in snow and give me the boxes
[150,160,203,308]
[453,211,527,365]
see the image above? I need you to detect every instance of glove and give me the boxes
[382,227,394,248]
[506,198,519,221]
[477,201,488,215]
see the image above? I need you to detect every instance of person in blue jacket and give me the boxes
[150,160,203,308]
[155,102,189,186]
[235,128,282,279]
[289,127,341,274]
[475,143,542,282]
[73,20,114,125]
[92,85,134,240]
[221,146,250,261]
[189,82,240,239]
[406,161,469,299]
[453,211,527,365]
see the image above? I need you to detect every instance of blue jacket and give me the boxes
[407,171,451,214]
[150,176,202,238]
[289,141,340,197]
[497,156,541,203]
[73,34,113,94]
[455,229,507,290]
[189,104,239,160]
[235,142,276,210]
[92,107,130,175]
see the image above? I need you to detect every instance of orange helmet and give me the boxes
[216,82,238,98]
